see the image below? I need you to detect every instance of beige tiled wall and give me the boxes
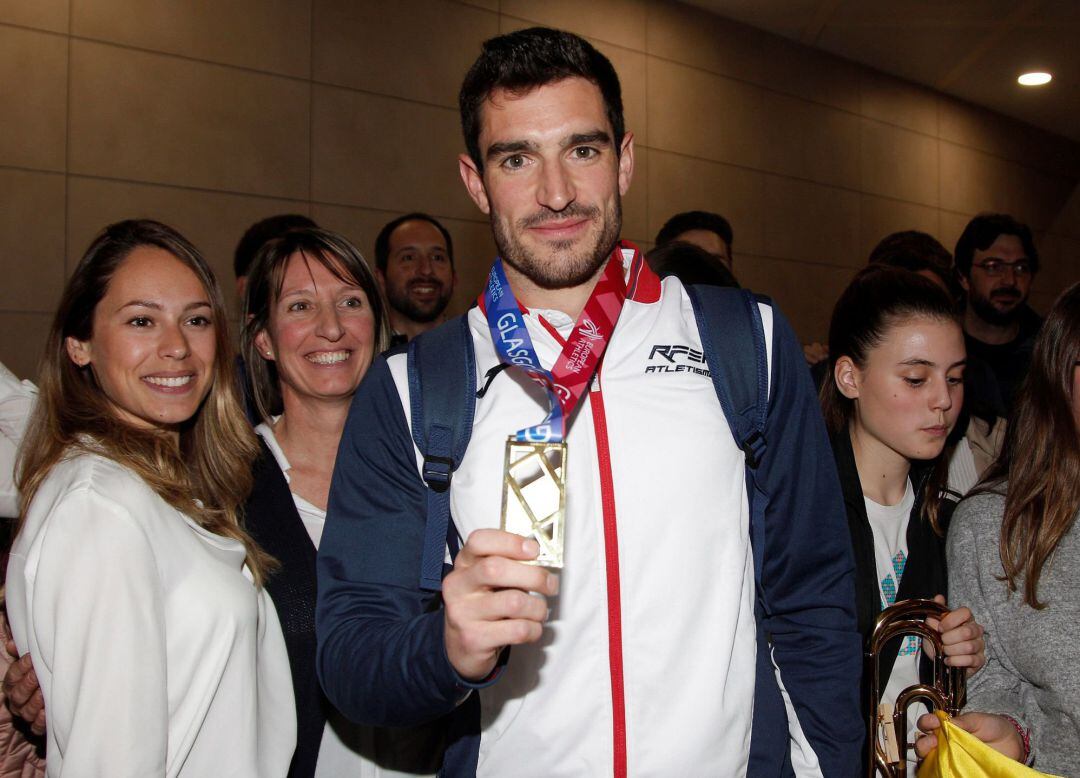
[1,0,1078,379]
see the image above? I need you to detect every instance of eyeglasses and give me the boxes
[971,259,1034,278]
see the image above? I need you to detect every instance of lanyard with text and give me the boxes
[483,243,631,567]
[483,244,630,442]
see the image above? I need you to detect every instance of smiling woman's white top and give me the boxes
[5,449,296,777]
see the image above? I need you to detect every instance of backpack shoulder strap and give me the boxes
[407,315,477,592]
[685,285,771,585]
[685,285,770,466]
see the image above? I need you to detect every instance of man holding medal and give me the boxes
[317,27,862,777]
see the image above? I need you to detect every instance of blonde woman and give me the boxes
[5,220,295,777]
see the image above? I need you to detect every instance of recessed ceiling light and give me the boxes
[1018,72,1052,86]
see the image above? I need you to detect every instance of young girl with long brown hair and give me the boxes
[5,220,295,776]
[916,280,1080,773]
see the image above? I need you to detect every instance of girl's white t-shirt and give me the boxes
[865,478,925,776]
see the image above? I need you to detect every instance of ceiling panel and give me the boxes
[685,0,1080,142]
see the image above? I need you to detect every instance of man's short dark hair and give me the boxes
[646,241,739,289]
[459,27,624,172]
[868,230,961,301]
[233,214,317,280]
[954,213,1039,278]
[374,213,455,273]
[654,211,734,252]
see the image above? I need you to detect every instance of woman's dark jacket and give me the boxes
[244,441,325,778]
[830,431,957,711]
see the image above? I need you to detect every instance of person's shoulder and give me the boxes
[952,487,1007,536]
[37,448,157,516]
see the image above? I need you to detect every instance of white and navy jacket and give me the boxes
[316,251,862,776]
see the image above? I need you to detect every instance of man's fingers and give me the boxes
[477,589,548,624]
[459,529,541,564]
[451,554,558,597]
[478,619,544,650]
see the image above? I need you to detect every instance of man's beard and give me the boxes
[492,199,622,290]
[968,285,1026,327]
[386,279,452,324]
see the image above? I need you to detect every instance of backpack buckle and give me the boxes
[741,431,766,469]
[422,455,454,492]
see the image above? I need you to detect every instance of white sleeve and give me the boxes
[255,588,298,776]
[0,362,37,518]
[26,486,168,777]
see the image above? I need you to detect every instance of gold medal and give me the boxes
[500,438,567,568]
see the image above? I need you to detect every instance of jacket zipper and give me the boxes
[589,374,627,778]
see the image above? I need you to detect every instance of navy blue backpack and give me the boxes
[406,284,794,777]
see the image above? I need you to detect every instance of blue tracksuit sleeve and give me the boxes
[760,307,863,775]
[316,356,467,726]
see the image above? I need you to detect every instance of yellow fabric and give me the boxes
[917,710,1060,778]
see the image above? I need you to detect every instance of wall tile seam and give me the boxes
[641,48,1078,175]
[643,140,1075,209]
[310,78,459,115]
[936,138,1079,185]
[64,0,72,274]
[311,201,491,227]
[3,163,1066,244]
[12,22,1072,175]
[52,170,494,228]
[0,20,66,40]
[56,30,313,82]
[0,164,66,178]
[307,0,315,203]
[639,145,942,211]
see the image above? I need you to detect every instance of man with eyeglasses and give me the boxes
[954,213,1042,416]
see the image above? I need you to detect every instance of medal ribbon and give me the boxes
[483,242,631,443]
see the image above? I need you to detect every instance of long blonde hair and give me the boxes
[16,220,274,585]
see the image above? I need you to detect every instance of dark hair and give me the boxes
[654,210,734,252]
[868,230,961,305]
[646,241,739,288]
[233,214,317,280]
[821,266,961,534]
[374,213,455,273]
[459,27,624,172]
[953,213,1039,278]
[241,227,391,422]
[977,281,1080,608]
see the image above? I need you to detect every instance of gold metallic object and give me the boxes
[500,438,567,568]
[867,598,966,777]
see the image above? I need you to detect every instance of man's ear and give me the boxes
[375,268,387,293]
[253,330,275,362]
[958,273,970,293]
[834,355,861,400]
[65,336,91,368]
[459,153,490,215]
[617,131,635,197]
